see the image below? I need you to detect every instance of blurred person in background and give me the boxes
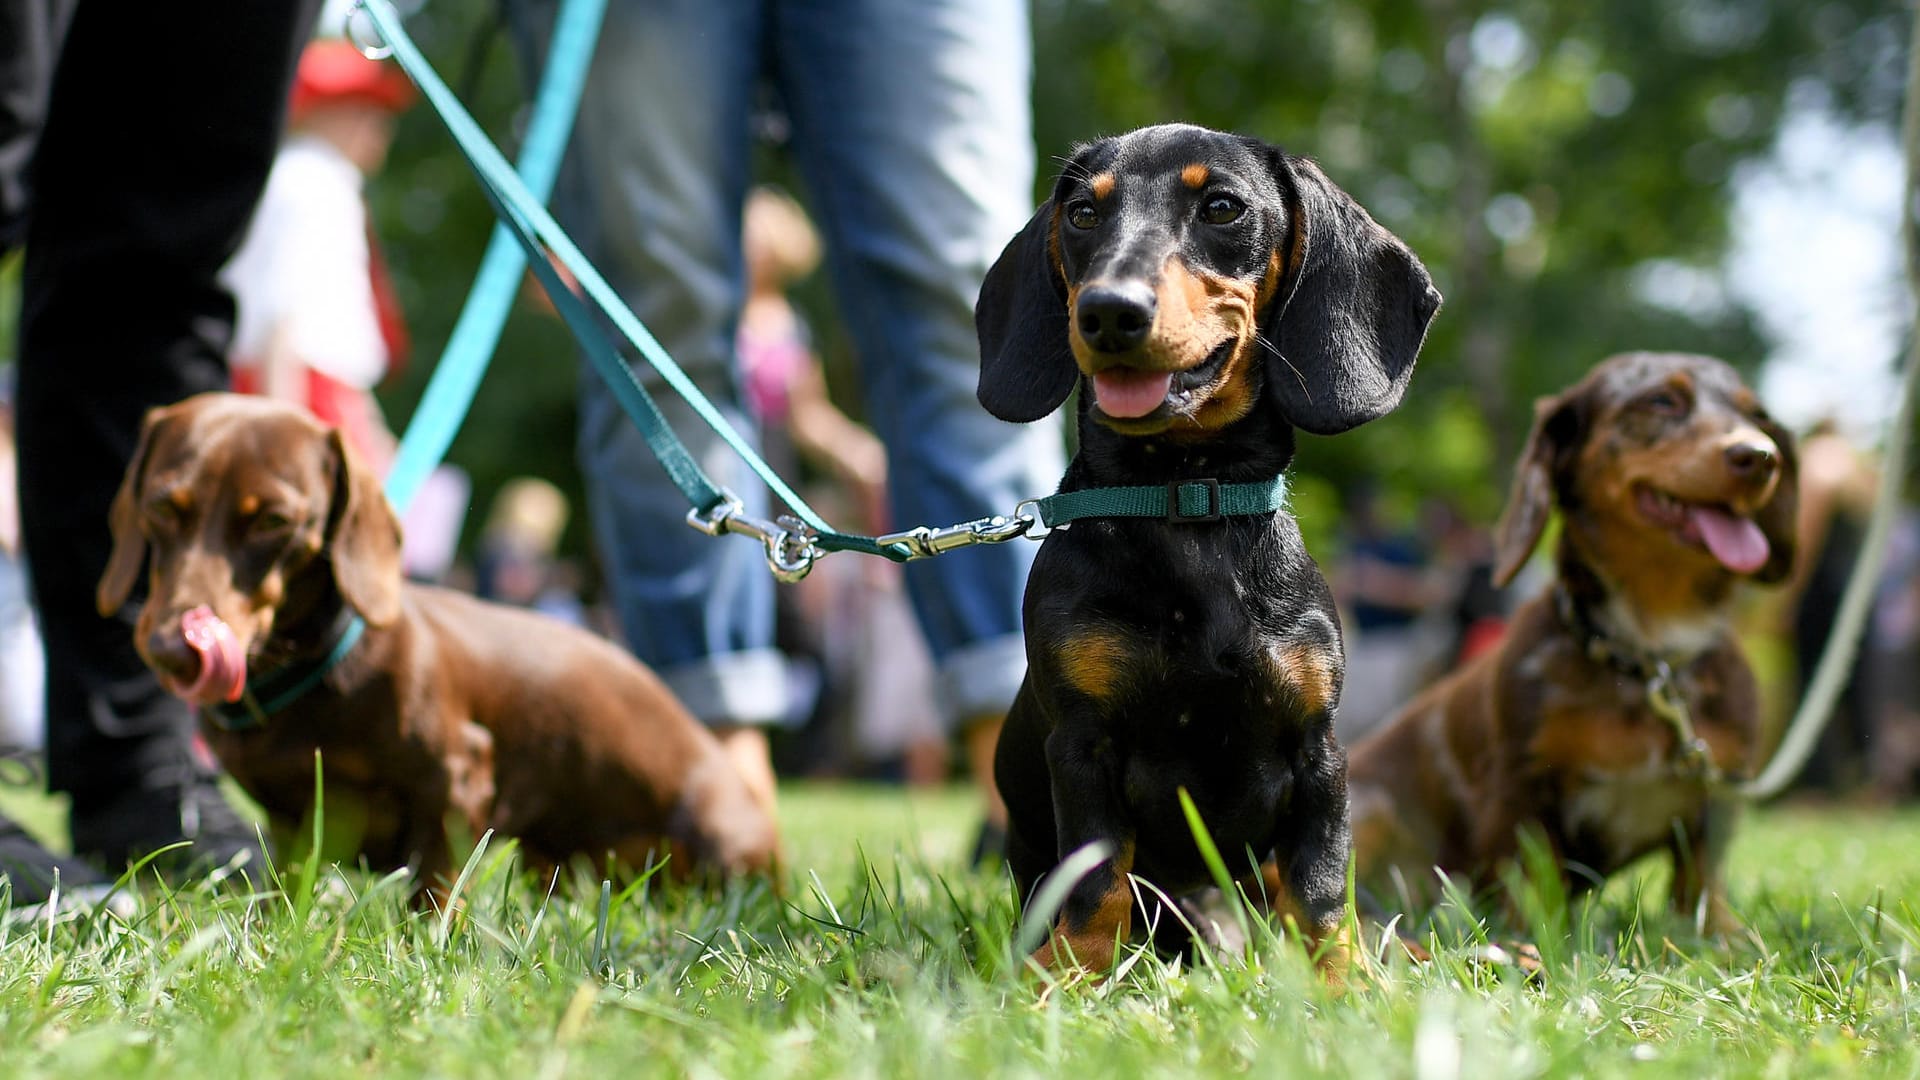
[0,0,322,899]
[1780,418,1880,796]
[503,0,1062,852]
[1419,496,1512,676]
[1332,484,1448,741]
[0,383,43,759]
[736,185,945,785]
[475,476,587,628]
[1865,503,1920,802]
[222,35,468,586]
[223,37,414,478]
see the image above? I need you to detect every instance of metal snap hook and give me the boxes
[344,1,394,60]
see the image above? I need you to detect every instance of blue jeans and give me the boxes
[506,0,1063,728]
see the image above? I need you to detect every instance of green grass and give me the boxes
[1,782,1917,1079]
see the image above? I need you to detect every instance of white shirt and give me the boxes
[221,135,389,390]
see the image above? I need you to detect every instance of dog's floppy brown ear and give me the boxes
[1492,390,1587,588]
[976,201,1077,423]
[1265,153,1442,436]
[97,408,169,617]
[1750,411,1800,585]
[325,429,404,627]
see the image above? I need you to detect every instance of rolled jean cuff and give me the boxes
[936,633,1028,730]
[658,649,792,728]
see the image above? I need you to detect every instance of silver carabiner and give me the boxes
[684,497,819,582]
[877,513,1032,560]
[344,1,394,59]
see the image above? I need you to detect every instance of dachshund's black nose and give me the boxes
[1724,440,1777,481]
[145,627,200,683]
[1075,281,1156,353]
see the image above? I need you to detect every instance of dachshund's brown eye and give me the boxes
[1066,201,1100,230]
[252,511,293,535]
[1202,195,1245,225]
[1643,390,1688,416]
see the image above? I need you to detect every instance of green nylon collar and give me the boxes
[1031,474,1289,529]
[203,612,367,732]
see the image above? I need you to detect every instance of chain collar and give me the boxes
[1552,585,1723,784]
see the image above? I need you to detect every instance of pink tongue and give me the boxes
[1092,369,1174,419]
[1690,506,1770,574]
[177,605,246,705]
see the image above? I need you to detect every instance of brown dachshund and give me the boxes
[98,393,777,901]
[1347,352,1797,935]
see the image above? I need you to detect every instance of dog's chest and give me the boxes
[1530,673,1727,871]
[1558,758,1705,870]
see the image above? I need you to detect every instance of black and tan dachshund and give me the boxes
[976,123,1441,983]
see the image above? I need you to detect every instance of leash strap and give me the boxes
[356,0,910,567]
[1031,475,1289,529]
[380,0,604,514]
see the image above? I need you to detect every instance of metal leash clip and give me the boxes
[686,496,822,583]
[344,1,395,59]
[877,513,1033,561]
[1646,659,1721,783]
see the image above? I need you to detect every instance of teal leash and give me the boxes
[379,0,605,514]
[353,0,1292,580]
[356,0,911,576]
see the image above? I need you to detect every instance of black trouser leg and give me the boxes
[13,1,319,819]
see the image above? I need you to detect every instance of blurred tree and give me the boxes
[355,0,1907,573]
[1029,0,1907,545]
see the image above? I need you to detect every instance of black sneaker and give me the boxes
[0,809,108,908]
[70,775,268,885]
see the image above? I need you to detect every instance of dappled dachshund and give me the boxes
[99,393,777,902]
[1347,353,1797,935]
[977,123,1441,981]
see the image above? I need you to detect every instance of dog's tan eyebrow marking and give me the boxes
[237,494,260,516]
[168,488,194,512]
[1181,163,1209,189]
[1089,172,1116,200]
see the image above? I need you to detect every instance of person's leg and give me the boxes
[0,0,74,250]
[15,0,319,871]
[502,0,783,811]
[772,0,1064,835]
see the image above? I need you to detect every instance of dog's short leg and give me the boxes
[1031,724,1137,976]
[1670,796,1742,937]
[1272,732,1354,990]
[401,806,457,912]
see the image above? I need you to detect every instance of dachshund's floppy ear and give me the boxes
[97,407,170,617]
[325,429,405,627]
[1750,411,1800,585]
[1264,153,1442,435]
[1492,389,1589,588]
[976,201,1077,423]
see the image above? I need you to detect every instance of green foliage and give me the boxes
[359,0,1907,572]
[1,785,1919,1077]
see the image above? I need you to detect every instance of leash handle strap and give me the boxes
[382,0,604,513]
[358,0,908,562]
[1032,475,1289,529]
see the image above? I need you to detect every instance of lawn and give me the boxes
[0,781,1916,1079]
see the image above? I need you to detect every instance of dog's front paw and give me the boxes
[1030,921,1119,980]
